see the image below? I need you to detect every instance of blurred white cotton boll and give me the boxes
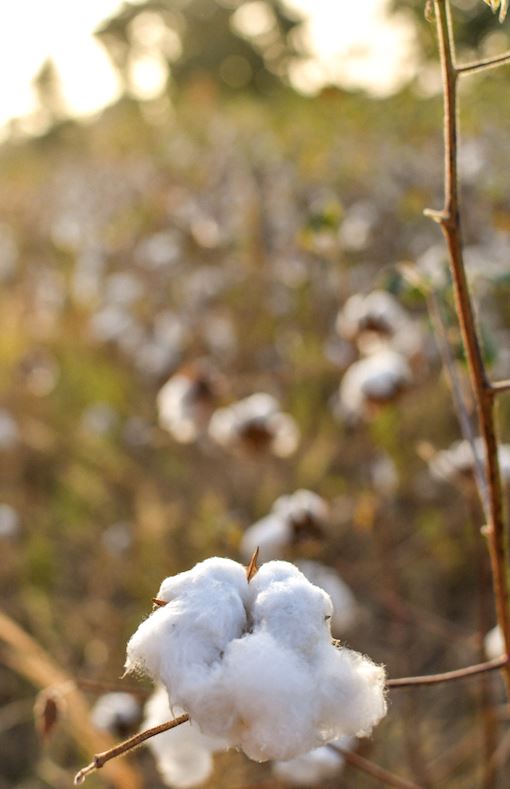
[337,349,411,424]
[157,366,219,444]
[336,290,423,360]
[428,438,510,487]
[272,735,354,786]
[91,693,141,736]
[241,491,328,563]
[143,686,225,788]
[484,625,505,660]
[125,558,387,762]
[296,561,357,635]
[209,393,300,457]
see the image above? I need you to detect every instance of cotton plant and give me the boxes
[240,490,329,562]
[272,735,355,786]
[208,393,300,457]
[484,625,505,661]
[124,558,387,765]
[143,686,227,788]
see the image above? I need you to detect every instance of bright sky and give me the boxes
[0,0,416,136]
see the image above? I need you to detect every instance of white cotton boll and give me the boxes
[91,693,141,735]
[429,438,510,485]
[337,291,407,342]
[296,561,357,634]
[143,686,225,789]
[240,514,292,563]
[273,490,329,530]
[208,394,299,456]
[157,368,218,443]
[338,350,411,423]
[485,625,505,660]
[125,558,387,764]
[0,409,20,450]
[272,737,352,786]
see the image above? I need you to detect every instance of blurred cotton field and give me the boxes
[2,1,510,787]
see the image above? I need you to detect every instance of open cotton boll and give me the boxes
[125,558,387,763]
[208,393,300,457]
[157,367,217,444]
[144,686,226,788]
[337,349,411,423]
[485,625,505,660]
[429,438,510,486]
[272,736,355,786]
[241,491,328,563]
[296,560,357,634]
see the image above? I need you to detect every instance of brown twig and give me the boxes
[429,0,510,698]
[329,743,422,789]
[457,51,510,76]
[387,655,509,689]
[74,713,190,784]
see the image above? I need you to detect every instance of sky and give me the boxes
[0,0,416,136]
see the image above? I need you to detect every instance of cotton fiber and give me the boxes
[296,560,357,635]
[90,692,141,737]
[125,557,386,763]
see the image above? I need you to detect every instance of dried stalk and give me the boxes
[0,609,141,789]
[429,0,510,697]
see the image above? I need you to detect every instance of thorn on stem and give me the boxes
[246,547,260,582]
[423,207,449,224]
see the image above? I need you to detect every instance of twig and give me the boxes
[74,713,190,784]
[429,0,510,698]
[491,379,510,395]
[458,51,510,76]
[329,743,422,789]
[387,655,509,688]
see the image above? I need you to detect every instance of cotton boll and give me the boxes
[208,393,300,457]
[272,736,353,786]
[429,438,510,486]
[296,561,357,635]
[125,558,387,764]
[337,350,411,423]
[241,491,328,563]
[144,686,226,788]
[157,367,218,444]
[485,625,504,660]
[91,693,141,737]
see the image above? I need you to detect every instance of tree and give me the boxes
[95,0,306,96]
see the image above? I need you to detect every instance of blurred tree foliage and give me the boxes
[95,0,306,95]
[390,0,510,61]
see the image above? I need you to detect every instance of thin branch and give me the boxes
[491,379,510,395]
[329,743,422,789]
[458,51,510,76]
[74,713,190,784]
[430,0,510,699]
[387,655,509,689]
